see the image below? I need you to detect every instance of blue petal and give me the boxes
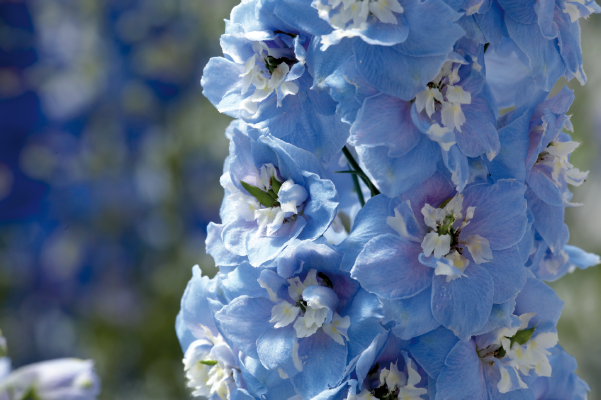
[473,295,518,336]
[480,246,527,304]
[177,266,220,350]
[256,134,325,181]
[351,94,420,157]
[408,326,459,379]
[300,172,339,241]
[356,135,440,198]
[322,65,362,124]
[482,360,536,400]
[474,1,504,47]
[461,180,528,250]
[239,353,296,399]
[201,57,244,115]
[258,269,290,301]
[525,187,564,254]
[292,330,348,399]
[352,234,433,299]
[221,217,257,256]
[441,145,470,192]
[505,13,566,91]
[307,35,353,91]
[353,40,448,101]
[206,222,248,271]
[531,346,590,400]
[514,274,564,333]
[486,106,532,182]
[516,213,535,265]
[393,0,464,57]
[564,244,600,271]
[337,195,396,272]
[381,285,442,340]
[249,74,350,165]
[526,168,564,206]
[436,340,487,398]
[431,264,494,341]
[534,0,557,39]
[555,9,586,84]
[400,170,456,217]
[356,16,409,46]
[274,0,333,36]
[455,94,500,158]
[222,262,267,302]
[343,289,387,361]
[304,285,340,323]
[215,296,273,359]
[497,0,538,24]
[355,332,390,389]
[313,380,358,400]
[245,217,307,267]
[257,325,301,379]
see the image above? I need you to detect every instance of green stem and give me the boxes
[342,146,380,198]
[350,171,365,207]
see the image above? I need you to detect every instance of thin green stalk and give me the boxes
[350,171,365,207]
[342,146,380,197]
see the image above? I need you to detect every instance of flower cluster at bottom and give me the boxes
[0,331,100,400]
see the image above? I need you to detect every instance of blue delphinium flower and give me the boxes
[487,86,600,281]
[497,0,600,91]
[342,171,529,340]
[346,38,499,196]
[215,240,385,400]
[530,345,591,400]
[323,333,430,400]
[217,120,338,267]
[299,0,466,103]
[0,330,100,400]
[408,273,567,399]
[201,0,350,164]
[528,242,600,282]
[187,0,601,399]
[176,265,298,400]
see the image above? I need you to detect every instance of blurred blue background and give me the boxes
[0,1,599,399]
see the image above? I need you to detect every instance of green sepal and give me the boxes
[268,189,278,200]
[438,215,455,236]
[438,197,453,209]
[200,360,219,366]
[334,169,371,181]
[511,326,536,347]
[240,180,275,208]
[20,386,41,400]
[271,177,283,195]
[318,272,333,288]
[497,326,536,359]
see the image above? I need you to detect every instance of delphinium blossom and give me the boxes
[178,0,601,399]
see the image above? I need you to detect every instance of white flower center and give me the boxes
[183,326,237,400]
[267,269,350,345]
[414,60,473,147]
[354,359,427,400]
[419,194,492,280]
[488,314,558,394]
[230,164,308,235]
[239,41,299,110]
[536,138,588,193]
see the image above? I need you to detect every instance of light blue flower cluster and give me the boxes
[0,331,100,400]
[178,0,600,399]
